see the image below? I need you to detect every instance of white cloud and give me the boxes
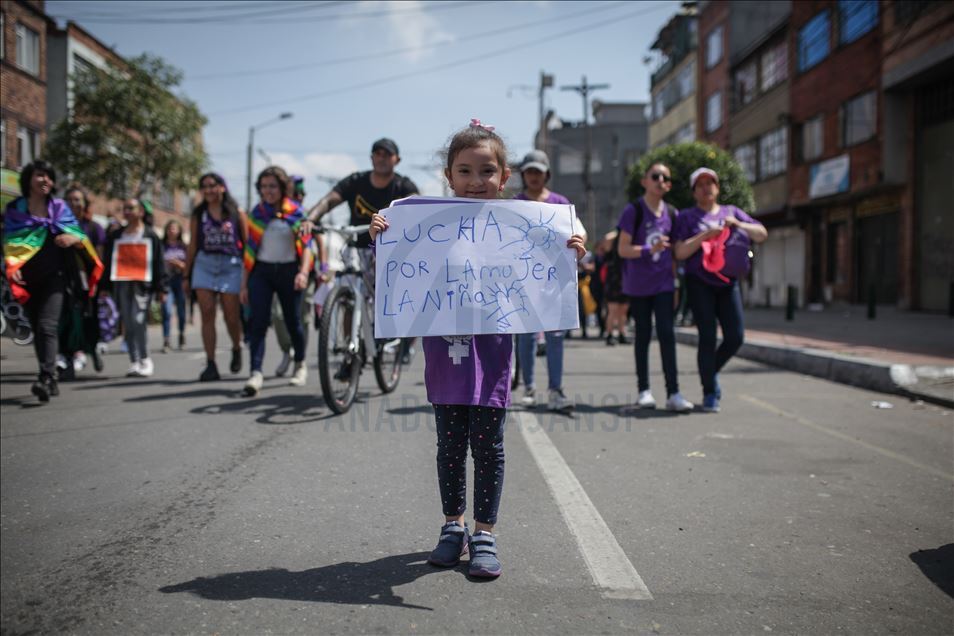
[363,0,455,62]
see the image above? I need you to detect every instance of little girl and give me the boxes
[370,120,585,579]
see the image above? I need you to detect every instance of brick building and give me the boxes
[789,0,891,306]
[880,1,954,311]
[0,0,52,208]
[697,1,800,307]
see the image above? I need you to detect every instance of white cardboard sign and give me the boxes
[374,196,580,338]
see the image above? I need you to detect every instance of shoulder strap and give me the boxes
[633,200,643,238]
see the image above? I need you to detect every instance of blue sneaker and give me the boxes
[702,394,720,413]
[428,521,469,567]
[468,530,501,578]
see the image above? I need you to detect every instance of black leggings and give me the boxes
[26,275,65,379]
[686,276,744,396]
[630,291,679,396]
[433,404,506,525]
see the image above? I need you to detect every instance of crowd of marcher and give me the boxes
[2,121,766,580]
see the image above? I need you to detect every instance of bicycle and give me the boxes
[0,267,34,346]
[315,224,402,414]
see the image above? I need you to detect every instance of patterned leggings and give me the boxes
[433,405,506,525]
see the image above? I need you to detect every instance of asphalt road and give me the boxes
[2,325,952,635]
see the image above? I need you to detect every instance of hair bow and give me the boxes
[469,118,495,132]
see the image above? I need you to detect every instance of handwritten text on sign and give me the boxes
[374,197,580,338]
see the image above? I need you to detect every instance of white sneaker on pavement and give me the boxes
[665,392,694,412]
[73,352,88,372]
[289,362,308,386]
[275,350,292,377]
[637,390,657,409]
[548,388,574,412]
[126,361,143,377]
[139,357,155,377]
[521,387,536,407]
[243,371,264,397]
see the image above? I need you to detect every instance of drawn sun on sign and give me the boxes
[483,280,530,331]
[502,209,557,258]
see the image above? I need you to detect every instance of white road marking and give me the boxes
[514,409,653,600]
[741,394,954,482]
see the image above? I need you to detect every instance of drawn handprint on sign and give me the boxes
[502,209,557,258]
[482,280,529,331]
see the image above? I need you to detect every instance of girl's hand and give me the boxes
[369,213,389,241]
[566,234,586,260]
[724,215,740,228]
[11,268,25,285]
[699,227,723,241]
[54,233,80,248]
[239,285,249,305]
[298,219,314,238]
[650,236,671,254]
[294,271,308,291]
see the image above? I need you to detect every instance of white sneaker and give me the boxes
[56,354,69,370]
[521,387,536,407]
[548,388,574,412]
[126,361,143,377]
[139,357,155,377]
[275,351,292,377]
[289,361,308,386]
[73,352,88,372]
[243,371,264,397]
[637,390,656,409]
[665,392,694,412]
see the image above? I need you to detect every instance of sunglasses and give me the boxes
[650,172,672,183]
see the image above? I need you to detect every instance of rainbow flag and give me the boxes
[244,197,314,273]
[3,197,104,303]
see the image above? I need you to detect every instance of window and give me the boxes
[706,25,723,68]
[801,116,824,161]
[759,127,787,178]
[734,143,757,182]
[677,60,695,99]
[652,60,695,121]
[674,121,696,144]
[839,0,878,45]
[798,11,830,72]
[760,42,788,91]
[72,53,96,77]
[15,23,40,76]
[841,91,876,146]
[706,91,722,132]
[734,63,757,110]
[17,126,38,167]
[0,119,5,167]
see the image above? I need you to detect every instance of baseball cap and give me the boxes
[690,167,719,188]
[520,149,550,173]
[371,138,399,156]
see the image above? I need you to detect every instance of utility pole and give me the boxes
[561,76,609,234]
[537,71,553,151]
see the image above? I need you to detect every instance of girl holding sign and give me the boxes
[101,199,166,378]
[370,120,585,579]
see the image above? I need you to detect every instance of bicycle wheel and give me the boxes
[318,286,361,414]
[12,321,33,346]
[373,338,402,394]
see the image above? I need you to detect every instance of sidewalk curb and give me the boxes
[674,329,954,409]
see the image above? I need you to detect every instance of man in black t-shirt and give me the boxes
[303,137,419,248]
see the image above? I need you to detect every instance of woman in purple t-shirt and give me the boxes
[617,162,693,412]
[673,167,767,413]
[160,219,188,352]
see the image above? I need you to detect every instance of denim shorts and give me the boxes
[191,250,242,294]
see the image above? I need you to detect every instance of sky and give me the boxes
[44,0,680,220]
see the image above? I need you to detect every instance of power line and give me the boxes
[50,1,334,18]
[187,1,629,81]
[49,0,476,25]
[209,2,673,117]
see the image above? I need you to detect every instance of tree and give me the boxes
[45,53,207,200]
[626,141,755,213]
